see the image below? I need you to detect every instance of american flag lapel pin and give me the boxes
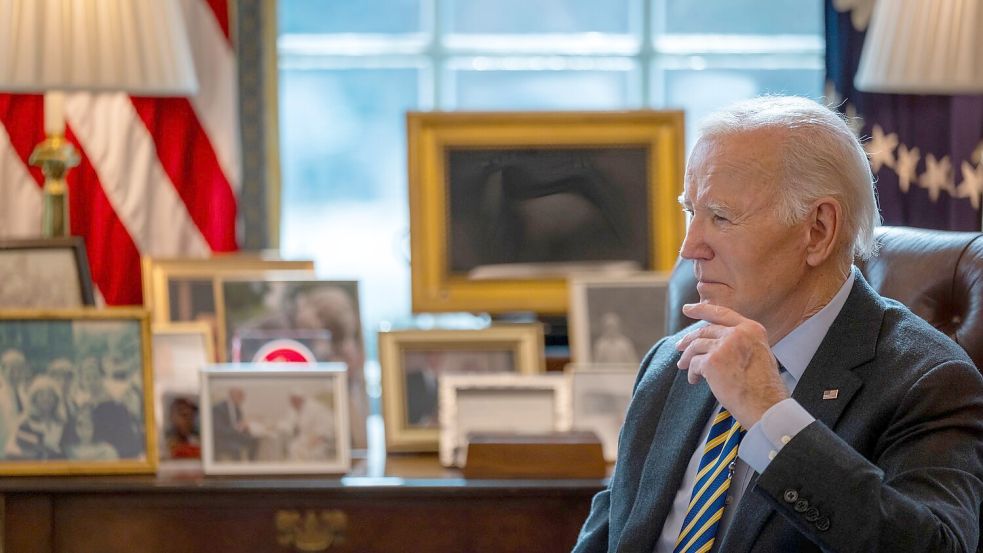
[822,389,839,400]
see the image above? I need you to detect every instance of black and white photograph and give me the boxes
[0,310,154,475]
[379,326,545,452]
[201,364,350,475]
[568,273,670,365]
[0,238,95,308]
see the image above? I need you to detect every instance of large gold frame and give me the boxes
[0,308,156,475]
[379,325,546,452]
[407,110,685,314]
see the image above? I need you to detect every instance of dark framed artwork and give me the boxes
[0,237,95,308]
[407,111,685,314]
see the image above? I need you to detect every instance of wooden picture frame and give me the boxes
[0,308,155,475]
[140,255,315,361]
[566,364,637,462]
[407,110,685,314]
[568,272,670,365]
[379,325,545,452]
[0,237,96,308]
[152,322,215,463]
[200,363,350,475]
[438,373,570,467]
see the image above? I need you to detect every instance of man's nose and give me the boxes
[679,221,711,261]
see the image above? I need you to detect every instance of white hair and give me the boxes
[695,96,881,261]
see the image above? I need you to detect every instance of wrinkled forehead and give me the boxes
[683,132,784,203]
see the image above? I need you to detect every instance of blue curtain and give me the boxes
[825,0,983,231]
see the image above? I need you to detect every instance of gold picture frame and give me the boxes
[141,255,315,361]
[379,325,546,452]
[407,110,686,314]
[0,308,156,475]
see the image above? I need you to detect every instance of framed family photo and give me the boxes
[379,325,545,452]
[438,373,570,467]
[200,363,350,475]
[152,322,215,463]
[567,364,637,462]
[217,278,368,450]
[407,111,685,314]
[0,309,155,475]
[568,273,670,366]
[0,237,95,308]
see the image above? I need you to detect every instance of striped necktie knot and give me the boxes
[673,408,746,553]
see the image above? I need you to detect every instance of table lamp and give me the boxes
[855,0,983,94]
[0,0,199,236]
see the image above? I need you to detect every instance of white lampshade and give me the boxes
[0,0,198,95]
[855,0,983,94]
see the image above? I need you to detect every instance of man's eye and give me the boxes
[712,214,729,223]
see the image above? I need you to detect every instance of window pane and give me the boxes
[446,0,635,34]
[279,68,419,358]
[657,67,824,150]
[449,64,637,110]
[657,0,822,35]
[279,0,423,34]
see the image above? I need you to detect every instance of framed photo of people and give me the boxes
[0,237,96,308]
[216,278,368,451]
[0,309,155,475]
[152,322,215,463]
[407,110,685,314]
[379,324,545,452]
[438,373,570,467]
[568,273,670,366]
[140,255,315,361]
[200,363,350,475]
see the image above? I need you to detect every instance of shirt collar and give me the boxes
[772,268,855,384]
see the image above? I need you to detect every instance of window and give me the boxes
[277,0,824,366]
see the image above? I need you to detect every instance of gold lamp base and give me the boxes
[29,135,80,237]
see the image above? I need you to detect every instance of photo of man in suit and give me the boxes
[573,96,983,552]
[211,387,257,462]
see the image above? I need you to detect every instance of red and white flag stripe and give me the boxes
[0,0,239,305]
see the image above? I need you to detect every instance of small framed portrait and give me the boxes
[140,255,315,361]
[379,325,545,452]
[217,278,368,450]
[152,322,215,462]
[200,363,350,475]
[438,373,570,467]
[0,309,155,475]
[569,273,670,366]
[567,364,638,462]
[0,237,95,308]
[407,110,685,314]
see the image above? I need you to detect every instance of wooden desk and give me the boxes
[0,454,604,553]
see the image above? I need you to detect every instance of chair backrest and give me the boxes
[665,226,983,370]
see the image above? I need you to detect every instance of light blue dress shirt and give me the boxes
[654,271,855,553]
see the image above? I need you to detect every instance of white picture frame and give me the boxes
[200,363,350,475]
[568,273,670,365]
[438,373,571,467]
[152,322,215,464]
[567,364,638,462]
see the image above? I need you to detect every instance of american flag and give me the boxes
[0,0,240,305]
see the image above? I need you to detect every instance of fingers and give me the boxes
[675,323,727,351]
[682,302,745,327]
[677,337,714,370]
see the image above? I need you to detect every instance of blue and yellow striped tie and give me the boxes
[673,408,747,553]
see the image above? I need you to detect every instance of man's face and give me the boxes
[1,349,29,382]
[679,132,810,331]
[229,388,245,405]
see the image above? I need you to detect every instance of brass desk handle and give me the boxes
[276,509,348,552]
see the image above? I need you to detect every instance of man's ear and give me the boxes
[804,197,842,267]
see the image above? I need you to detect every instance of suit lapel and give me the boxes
[617,368,717,553]
[718,271,885,553]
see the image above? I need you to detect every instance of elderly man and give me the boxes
[573,96,983,553]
